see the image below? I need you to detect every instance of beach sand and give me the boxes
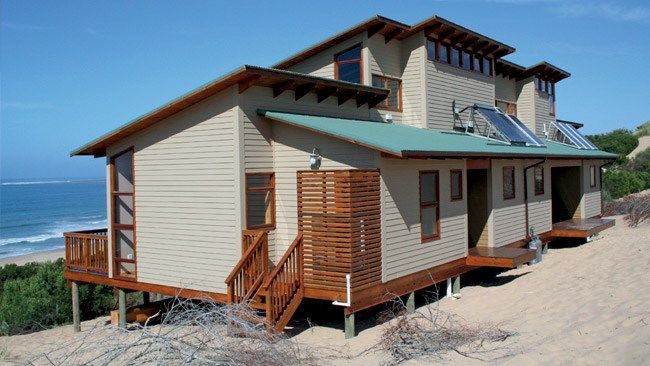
[0,248,64,267]
[2,215,649,365]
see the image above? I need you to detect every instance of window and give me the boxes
[496,100,517,115]
[334,44,362,84]
[534,166,544,195]
[110,148,136,280]
[548,82,556,115]
[503,166,516,199]
[590,165,597,188]
[419,171,440,242]
[426,39,436,60]
[473,55,482,73]
[451,47,461,67]
[482,57,492,76]
[462,51,472,70]
[439,43,449,63]
[450,170,463,201]
[246,173,275,229]
[372,75,402,111]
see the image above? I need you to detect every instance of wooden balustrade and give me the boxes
[225,230,269,303]
[64,229,109,275]
[262,233,304,333]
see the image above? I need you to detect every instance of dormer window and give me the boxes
[372,75,402,111]
[426,38,493,76]
[334,44,362,84]
[535,77,556,115]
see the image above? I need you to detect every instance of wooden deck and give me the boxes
[550,218,615,238]
[466,246,537,268]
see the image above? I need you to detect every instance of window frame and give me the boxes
[245,172,276,230]
[333,43,363,84]
[589,165,597,188]
[495,99,517,115]
[109,146,137,281]
[426,38,493,76]
[503,166,516,200]
[534,165,544,196]
[419,170,441,243]
[371,74,402,112]
[450,169,463,201]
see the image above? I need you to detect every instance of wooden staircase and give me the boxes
[225,230,304,333]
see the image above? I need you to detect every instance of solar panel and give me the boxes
[475,105,544,147]
[551,121,597,149]
[508,114,545,146]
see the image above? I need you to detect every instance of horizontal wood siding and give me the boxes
[285,33,366,79]
[425,60,495,131]
[490,160,527,247]
[106,88,238,293]
[516,78,536,135]
[495,75,516,103]
[582,160,602,218]
[381,158,467,282]
[534,89,554,138]
[400,33,426,128]
[367,33,403,122]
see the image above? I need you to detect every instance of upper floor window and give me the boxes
[450,170,463,201]
[427,38,493,76]
[246,173,276,229]
[503,166,516,200]
[372,75,402,111]
[535,77,556,115]
[534,166,544,195]
[334,44,362,84]
[419,171,440,242]
[589,165,597,188]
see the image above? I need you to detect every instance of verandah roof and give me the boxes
[258,110,616,160]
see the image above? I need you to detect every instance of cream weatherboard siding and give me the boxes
[582,160,603,218]
[366,33,403,123]
[490,159,527,247]
[495,75,517,104]
[516,78,536,135]
[533,88,555,138]
[525,161,553,235]
[425,60,495,131]
[285,33,366,79]
[399,32,426,128]
[240,86,384,260]
[380,158,467,282]
[105,88,240,293]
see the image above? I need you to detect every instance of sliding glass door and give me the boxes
[110,148,136,280]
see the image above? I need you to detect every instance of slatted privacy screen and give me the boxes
[297,170,382,295]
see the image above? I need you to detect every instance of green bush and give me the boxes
[0,259,114,335]
[587,129,639,164]
[627,147,650,173]
[602,169,650,200]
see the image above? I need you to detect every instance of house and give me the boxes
[64,14,616,337]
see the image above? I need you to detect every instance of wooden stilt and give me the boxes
[446,278,452,298]
[406,292,415,314]
[344,312,355,339]
[143,292,150,305]
[118,289,127,329]
[452,276,461,298]
[71,281,81,332]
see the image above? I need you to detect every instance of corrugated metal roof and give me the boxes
[258,110,616,159]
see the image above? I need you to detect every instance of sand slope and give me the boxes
[628,135,650,159]
[2,216,649,365]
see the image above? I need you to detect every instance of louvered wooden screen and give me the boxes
[297,170,382,296]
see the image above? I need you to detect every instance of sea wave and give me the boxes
[1,178,104,186]
[0,219,108,246]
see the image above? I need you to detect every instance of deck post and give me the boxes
[446,278,452,298]
[142,292,150,305]
[452,276,461,298]
[71,281,81,332]
[118,289,127,329]
[406,292,415,314]
[344,312,355,339]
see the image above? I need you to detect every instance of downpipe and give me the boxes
[332,274,351,307]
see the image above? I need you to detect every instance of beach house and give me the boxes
[64,14,616,336]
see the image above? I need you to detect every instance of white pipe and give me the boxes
[446,278,452,298]
[332,274,351,307]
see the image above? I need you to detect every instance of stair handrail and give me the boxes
[225,230,268,302]
[261,232,303,290]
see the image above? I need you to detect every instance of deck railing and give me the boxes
[64,229,109,275]
[225,230,269,303]
[262,233,304,333]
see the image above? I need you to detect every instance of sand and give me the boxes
[1,216,649,365]
[628,135,650,159]
[0,249,64,267]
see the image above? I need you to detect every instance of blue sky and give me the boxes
[2,0,649,179]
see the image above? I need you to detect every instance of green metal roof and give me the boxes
[257,110,616,159]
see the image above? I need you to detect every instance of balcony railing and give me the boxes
[64,229,109,275]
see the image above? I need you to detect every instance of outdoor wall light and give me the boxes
[310,148,321,170]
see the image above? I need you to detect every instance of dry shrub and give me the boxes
[374,296,516,365]
[27,296,319,366]
[603,193,650,227]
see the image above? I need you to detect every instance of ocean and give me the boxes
[0,178,107,259]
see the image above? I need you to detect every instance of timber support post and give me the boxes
[406,292,415,314]
[446,278,452,298]
[118,289,127,329]
[344,312,355,339]
[143,292,150,305]
[542,244,548,254]
[452,276,461,298]
[71,281,80,332]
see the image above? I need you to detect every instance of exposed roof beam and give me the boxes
[356,93,370,108]
[294,82,316,101]
[449,32,470,46]
[316,86,337,103]
[471,40,491,54]
[272,80,295,98]
[384,27,403,44]
[491,48,510,59]
[461,36,481,49]
[366,22,386,38]
[337,90,357,106]
[238,74,261,94]
[480,44,500,58]
[368,94,388,109]
[436,27,457,42]
[423,23,443,37]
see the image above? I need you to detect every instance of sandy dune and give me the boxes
[0,249,64,266]
[628,135,650,159]
[2,216,648,365]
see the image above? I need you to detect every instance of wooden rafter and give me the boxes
[316,86,337,103]
[480,44,500,58]
[272,80,295,98]
[336,89,357,106]
[449,32,469,46]
[384,27,403,44]
[424,23,443,37]
[461,36,480,49]
[238,74,261,94]
[470,40,491,54]
[436,27,457,42]
[366,22,386,38]
[368,94,388,108]
[294,82,316,101]
[355,93,370,108]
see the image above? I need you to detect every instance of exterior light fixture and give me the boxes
[309,148,321,170]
